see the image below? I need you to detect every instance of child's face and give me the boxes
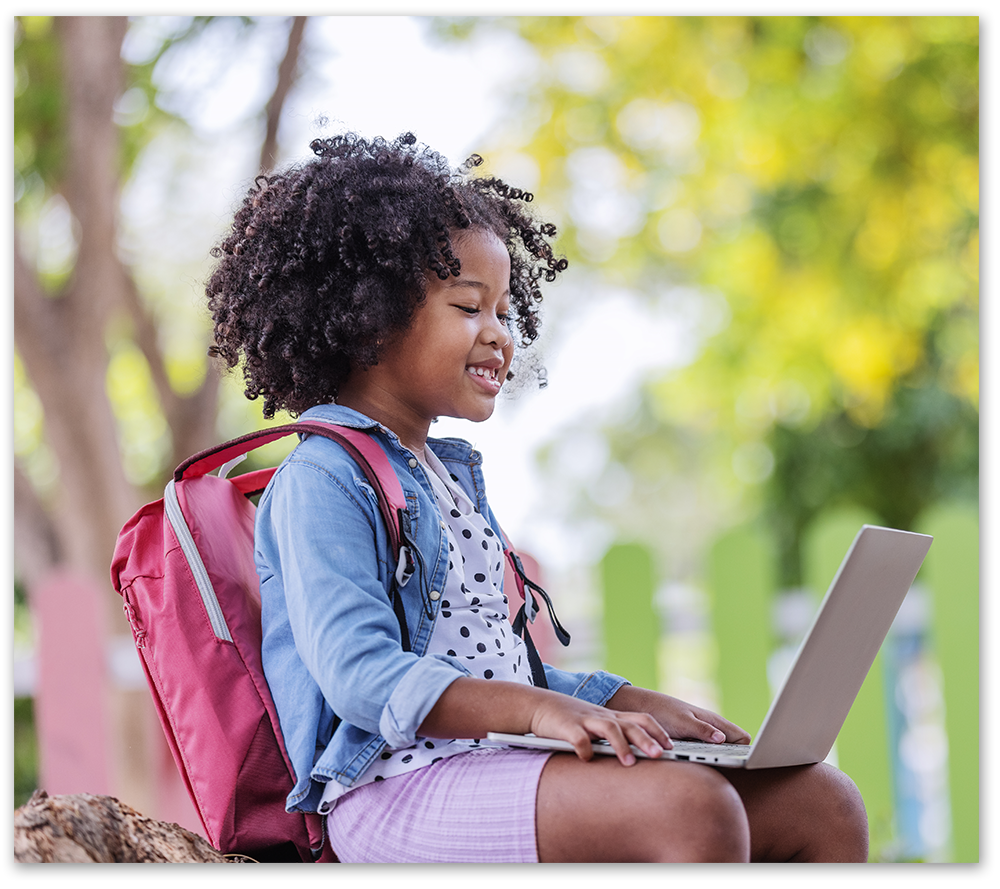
[341,227,515,440]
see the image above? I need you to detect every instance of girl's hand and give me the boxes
[606,685,751,746]
[528,693,672,767]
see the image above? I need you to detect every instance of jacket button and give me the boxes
[429,590,441,600]
[408,458,418,468]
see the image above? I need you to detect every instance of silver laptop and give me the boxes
[489,524,932,769]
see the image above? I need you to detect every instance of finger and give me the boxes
[700,717,749,744]
[619,713,672,756]
[561,726,596,763]
[566,709,672,764]
[665,712,723,744]
[731,728,752,745]
[687,706,752,744]
[708,715,751,744]
[605,715,669,761]
[586,719,637,766]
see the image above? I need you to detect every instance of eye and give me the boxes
[456,306,479,315]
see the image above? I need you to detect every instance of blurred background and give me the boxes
[12,14,979,862]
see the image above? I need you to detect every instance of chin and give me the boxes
[455,405,497,424]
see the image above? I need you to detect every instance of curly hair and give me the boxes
[206,132,568,418]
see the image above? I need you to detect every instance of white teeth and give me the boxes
[470,366,497,381]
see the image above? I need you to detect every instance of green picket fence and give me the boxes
[599,500,978,862]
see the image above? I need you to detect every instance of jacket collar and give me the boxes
[298,403,480,465]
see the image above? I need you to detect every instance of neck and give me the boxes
[335,385,430,461]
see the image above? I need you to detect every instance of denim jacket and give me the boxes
[255,402,629,814]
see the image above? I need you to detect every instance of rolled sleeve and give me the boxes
[378,654,469,748]
[543,665,631,705]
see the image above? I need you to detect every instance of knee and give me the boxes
[653,766,750,863]
[807,764,870,860]
[697,769,752,862]
[830,769,869,849]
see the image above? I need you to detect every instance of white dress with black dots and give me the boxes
[318,445,534,813]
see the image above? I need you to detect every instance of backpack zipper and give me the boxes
[163,479,234,643]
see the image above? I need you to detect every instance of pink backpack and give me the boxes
[111,421,566,862]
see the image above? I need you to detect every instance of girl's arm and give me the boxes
[418,676,671,766]
[605,684,752,745]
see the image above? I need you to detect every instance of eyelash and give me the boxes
[459,306,511,324]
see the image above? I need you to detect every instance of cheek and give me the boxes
[502,342,515,374]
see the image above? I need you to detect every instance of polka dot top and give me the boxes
[318,444,533,813]
[421,446,532,685]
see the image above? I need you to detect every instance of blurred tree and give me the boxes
[13,14,308,814]
[440,15,978,581]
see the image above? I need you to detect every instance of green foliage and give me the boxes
[13,17,65,200]
[14,696,39,809]
[450,15,978,580]
[766,373,978,585]
[501,15,976,420]
[13,16,249,213]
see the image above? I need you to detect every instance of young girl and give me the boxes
[206,132,869,863]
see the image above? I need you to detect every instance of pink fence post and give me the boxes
[33,568,112,797]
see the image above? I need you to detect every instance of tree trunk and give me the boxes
[14,13,311,827]
[14,15,159,816]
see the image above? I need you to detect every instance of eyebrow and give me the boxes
[446,279,511,296]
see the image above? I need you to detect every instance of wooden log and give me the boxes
[13,789,240,863]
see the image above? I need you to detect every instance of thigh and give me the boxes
[325,746,551,863]
[536,753,750,863]
[717,762,869,862]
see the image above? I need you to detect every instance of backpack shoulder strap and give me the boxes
[498,531,572,691]
[294,423,415,647]
[175,421,414,646]
[499,533,571,648]
[175,422,405,546]
[296,423,408,559]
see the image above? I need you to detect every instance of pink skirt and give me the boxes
[325,746,554,863]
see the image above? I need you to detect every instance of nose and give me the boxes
[484,314,513,350]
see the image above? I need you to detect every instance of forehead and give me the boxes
[450,227,511,270]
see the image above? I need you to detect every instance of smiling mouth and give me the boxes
[468,365,501,384]
[467,365,504,395]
